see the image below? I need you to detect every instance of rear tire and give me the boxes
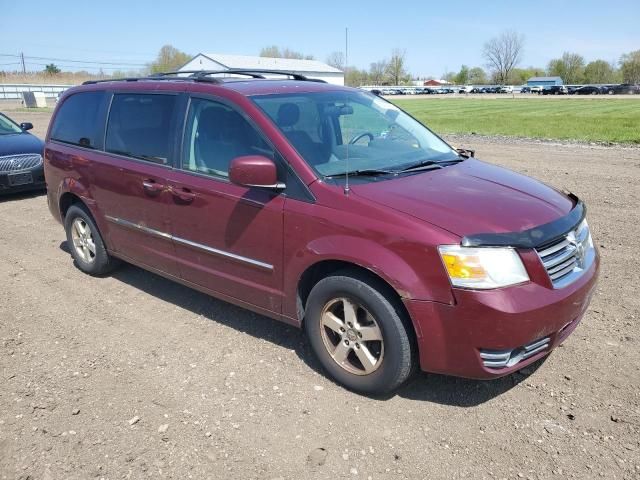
[304,270,414,395]
[64,204,119,275]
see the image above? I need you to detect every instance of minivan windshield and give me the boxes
[0,114,23,135]
[252,91,458,177]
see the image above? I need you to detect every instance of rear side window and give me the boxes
[105,94,177,164]
[50,91,105,149]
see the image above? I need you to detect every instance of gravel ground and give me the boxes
[1,111,639,480]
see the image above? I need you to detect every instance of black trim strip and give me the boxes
[461,193,586,249]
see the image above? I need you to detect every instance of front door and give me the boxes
[167,96,285,313]
[90,92,181,276]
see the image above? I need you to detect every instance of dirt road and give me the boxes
[1,111,639,479]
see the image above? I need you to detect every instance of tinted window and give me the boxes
[50,91,105,148]
[106,94,177,164]
[182,98,273,178]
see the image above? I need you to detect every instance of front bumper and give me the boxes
[0,166,46,194]
[405,251,599,379]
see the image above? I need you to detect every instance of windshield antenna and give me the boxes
[344,26,350,195]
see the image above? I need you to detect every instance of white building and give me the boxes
[179,53,344,85]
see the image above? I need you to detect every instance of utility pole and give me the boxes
[20,52,26,74]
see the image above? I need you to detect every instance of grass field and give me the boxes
[393,98,640,144]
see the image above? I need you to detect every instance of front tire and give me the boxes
[304,271,414,395]
[64,204,119,275]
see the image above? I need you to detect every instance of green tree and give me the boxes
[509,67,545,84]
[619,50,640,83]
[584,60,617,84]
[44,63,61,75]
[547,52,585,84]
[442,71,457,84]
[468,67,487,85]
[344,67,368,87]
[149,45,191,74]
[454,65,470,85]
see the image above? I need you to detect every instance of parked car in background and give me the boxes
[0,112,45,194]
[574,86,601,95]
[530,86,544,94]
[44,71,599,394]
[520,86,531,93]
[498,86,514,93]
[566,86,580,95]
[609,84,640,94]
[542,85,568,95]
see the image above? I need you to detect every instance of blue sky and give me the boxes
[1,0,638,77]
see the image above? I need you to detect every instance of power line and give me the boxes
[24,62,144,71]
[0,52,149,67]
[26,55,148,66]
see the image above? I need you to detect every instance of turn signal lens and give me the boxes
[441,253,487,279]
[438,245,529,289]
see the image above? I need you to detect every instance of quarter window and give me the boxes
[50,91,105,149]
[182,98,273,178]
[105,94,177,164]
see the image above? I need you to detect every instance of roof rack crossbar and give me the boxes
[156,69,310,81]
[82,69,327,86]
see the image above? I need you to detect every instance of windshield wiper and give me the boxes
[398,157,465,173]
[398,160,443,173]
[326,168,398,179]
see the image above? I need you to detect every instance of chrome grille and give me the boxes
[536,219,595,289]
[480,337,550,369]
[0,154,43,173]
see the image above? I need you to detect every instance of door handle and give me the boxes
[171,186,196,203]
[142,179,164,195]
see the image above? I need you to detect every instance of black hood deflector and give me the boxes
[461,193,585,249]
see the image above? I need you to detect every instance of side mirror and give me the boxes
[20,122,33,131]
[229,155,285,189]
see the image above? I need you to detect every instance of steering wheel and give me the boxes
[349,132,374,145]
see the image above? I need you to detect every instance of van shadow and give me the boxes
[62,246,537,407]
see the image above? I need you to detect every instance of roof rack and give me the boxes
[83,69,326,85]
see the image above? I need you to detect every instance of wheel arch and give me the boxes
[59,191,83,219]
[296,259,422,342]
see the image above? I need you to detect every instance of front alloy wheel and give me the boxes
[320,297,384,375]
[305,270,415,395]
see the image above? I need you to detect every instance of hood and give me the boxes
[0,132,44,157]
[350,159,574,237]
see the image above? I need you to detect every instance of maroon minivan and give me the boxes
[44,71,599,394]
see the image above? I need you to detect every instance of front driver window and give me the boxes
[182,98,273,178]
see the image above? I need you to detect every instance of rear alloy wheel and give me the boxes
[64,204,119,275]
[305,271,414,395]
[70,217,96,264]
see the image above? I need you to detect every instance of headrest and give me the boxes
[276,103,300,128]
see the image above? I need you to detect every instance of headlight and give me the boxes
[438,245,529,289]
